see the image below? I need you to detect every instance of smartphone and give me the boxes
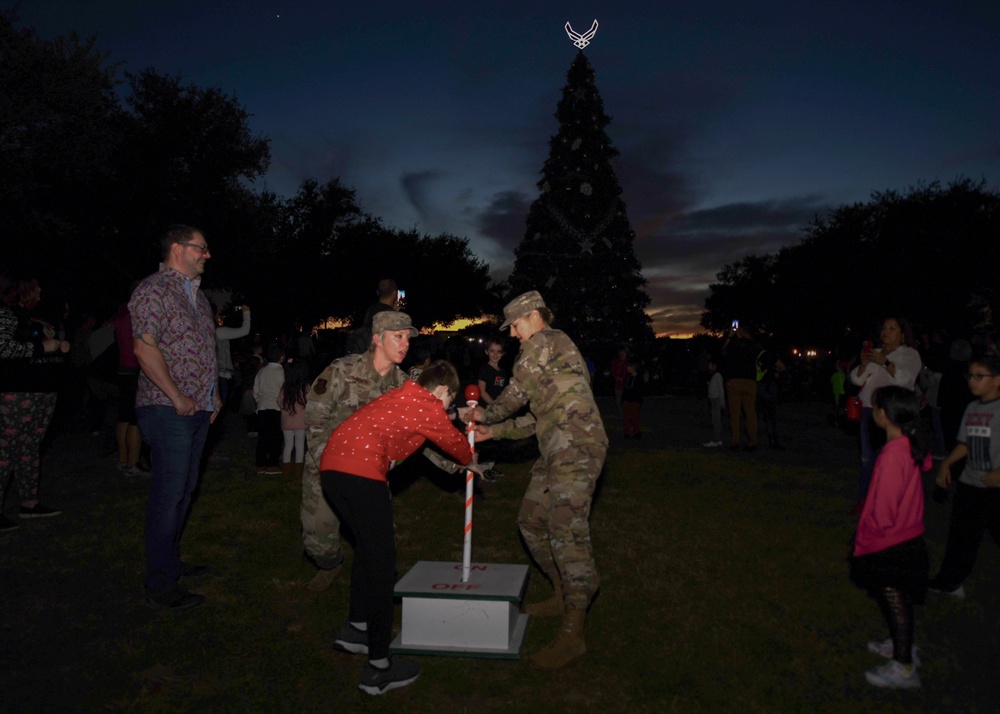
[397,289,406,306]
[234,305,243,312]
[731,319,739,331]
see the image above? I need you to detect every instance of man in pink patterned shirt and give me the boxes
[129,225,221,611]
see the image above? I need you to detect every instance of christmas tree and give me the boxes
[506,50,652,349]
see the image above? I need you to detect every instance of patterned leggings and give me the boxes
[875,586,915,664]
[0,392,57,504]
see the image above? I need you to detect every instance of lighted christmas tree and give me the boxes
[506,43,652,349]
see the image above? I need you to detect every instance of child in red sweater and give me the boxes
[320,360,480,696]
[849,385,930,690]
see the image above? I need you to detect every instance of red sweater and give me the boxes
[854,436,928,556]
[320,380,473,482]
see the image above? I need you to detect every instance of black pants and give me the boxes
[934,480,1000,588]
[321,470,396,660]
[255,409,282,467]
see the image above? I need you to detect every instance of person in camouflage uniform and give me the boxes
[470,291,608,669]
[302,310,466,591]
[301,311,414,590]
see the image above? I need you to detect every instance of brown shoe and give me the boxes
[531,607,587,669]
[523,579,564,617]
[307,563,342,591]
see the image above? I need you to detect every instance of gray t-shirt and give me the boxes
[958,396,1000,488]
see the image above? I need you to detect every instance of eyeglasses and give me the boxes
[179,242,210,254]
[966,373,996,381]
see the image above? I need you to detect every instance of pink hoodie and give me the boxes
[854,436,929,556]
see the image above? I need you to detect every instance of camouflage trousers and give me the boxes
[301,453,343,569]
[518,441,607,610]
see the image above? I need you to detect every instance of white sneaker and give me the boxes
[867,638,920,667]
[865,660,920,689]
[928,582,965,599]
[702,441,722,447]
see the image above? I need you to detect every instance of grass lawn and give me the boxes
[3,419,987,712]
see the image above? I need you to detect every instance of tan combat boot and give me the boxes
[530,607,587,669]
[307,563,342,591]
[523,577,564,617]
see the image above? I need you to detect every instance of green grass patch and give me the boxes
[7,442,968,712]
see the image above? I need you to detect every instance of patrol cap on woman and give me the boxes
[500,290,547,330]
[373,310,418,336]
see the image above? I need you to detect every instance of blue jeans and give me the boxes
[137,405,211,595]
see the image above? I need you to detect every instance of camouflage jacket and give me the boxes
[483,328,608,453]
[305,352,462,474]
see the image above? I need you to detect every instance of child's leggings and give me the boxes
[875,586,915,664]
[282,429,305,463]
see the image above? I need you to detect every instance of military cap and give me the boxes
[372,310,418,336]
[500,290,547,330]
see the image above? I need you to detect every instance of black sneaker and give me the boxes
[333,622,369,654]
[358,657,420,696]
[18,504,61,519]
[145,586,205,611]
[481,467,503,482]
[0,514,20,532]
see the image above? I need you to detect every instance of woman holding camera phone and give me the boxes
[849,316,922,514]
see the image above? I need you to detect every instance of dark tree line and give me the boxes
[702,179,1000,345]
[2,12,496,335]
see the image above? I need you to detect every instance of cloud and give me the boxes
[400,170,446,222]
[632,195,835,335]
[615,154,698,243]
[641,265,715,336]
[262,132,363,198]
[675,196,829,236]
[638,194,832,270]
[475,190,531,254]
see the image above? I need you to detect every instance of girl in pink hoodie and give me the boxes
[850,385,930,690]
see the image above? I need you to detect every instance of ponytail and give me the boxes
[872,385,929,469]
[902,421,929,468]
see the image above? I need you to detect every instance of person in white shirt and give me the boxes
[849,316,922,513]
[703,356,726,447]
[253,343,285,474]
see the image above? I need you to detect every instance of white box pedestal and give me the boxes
[390,561,529,659]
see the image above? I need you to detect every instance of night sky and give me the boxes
[17,1,1000,335]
